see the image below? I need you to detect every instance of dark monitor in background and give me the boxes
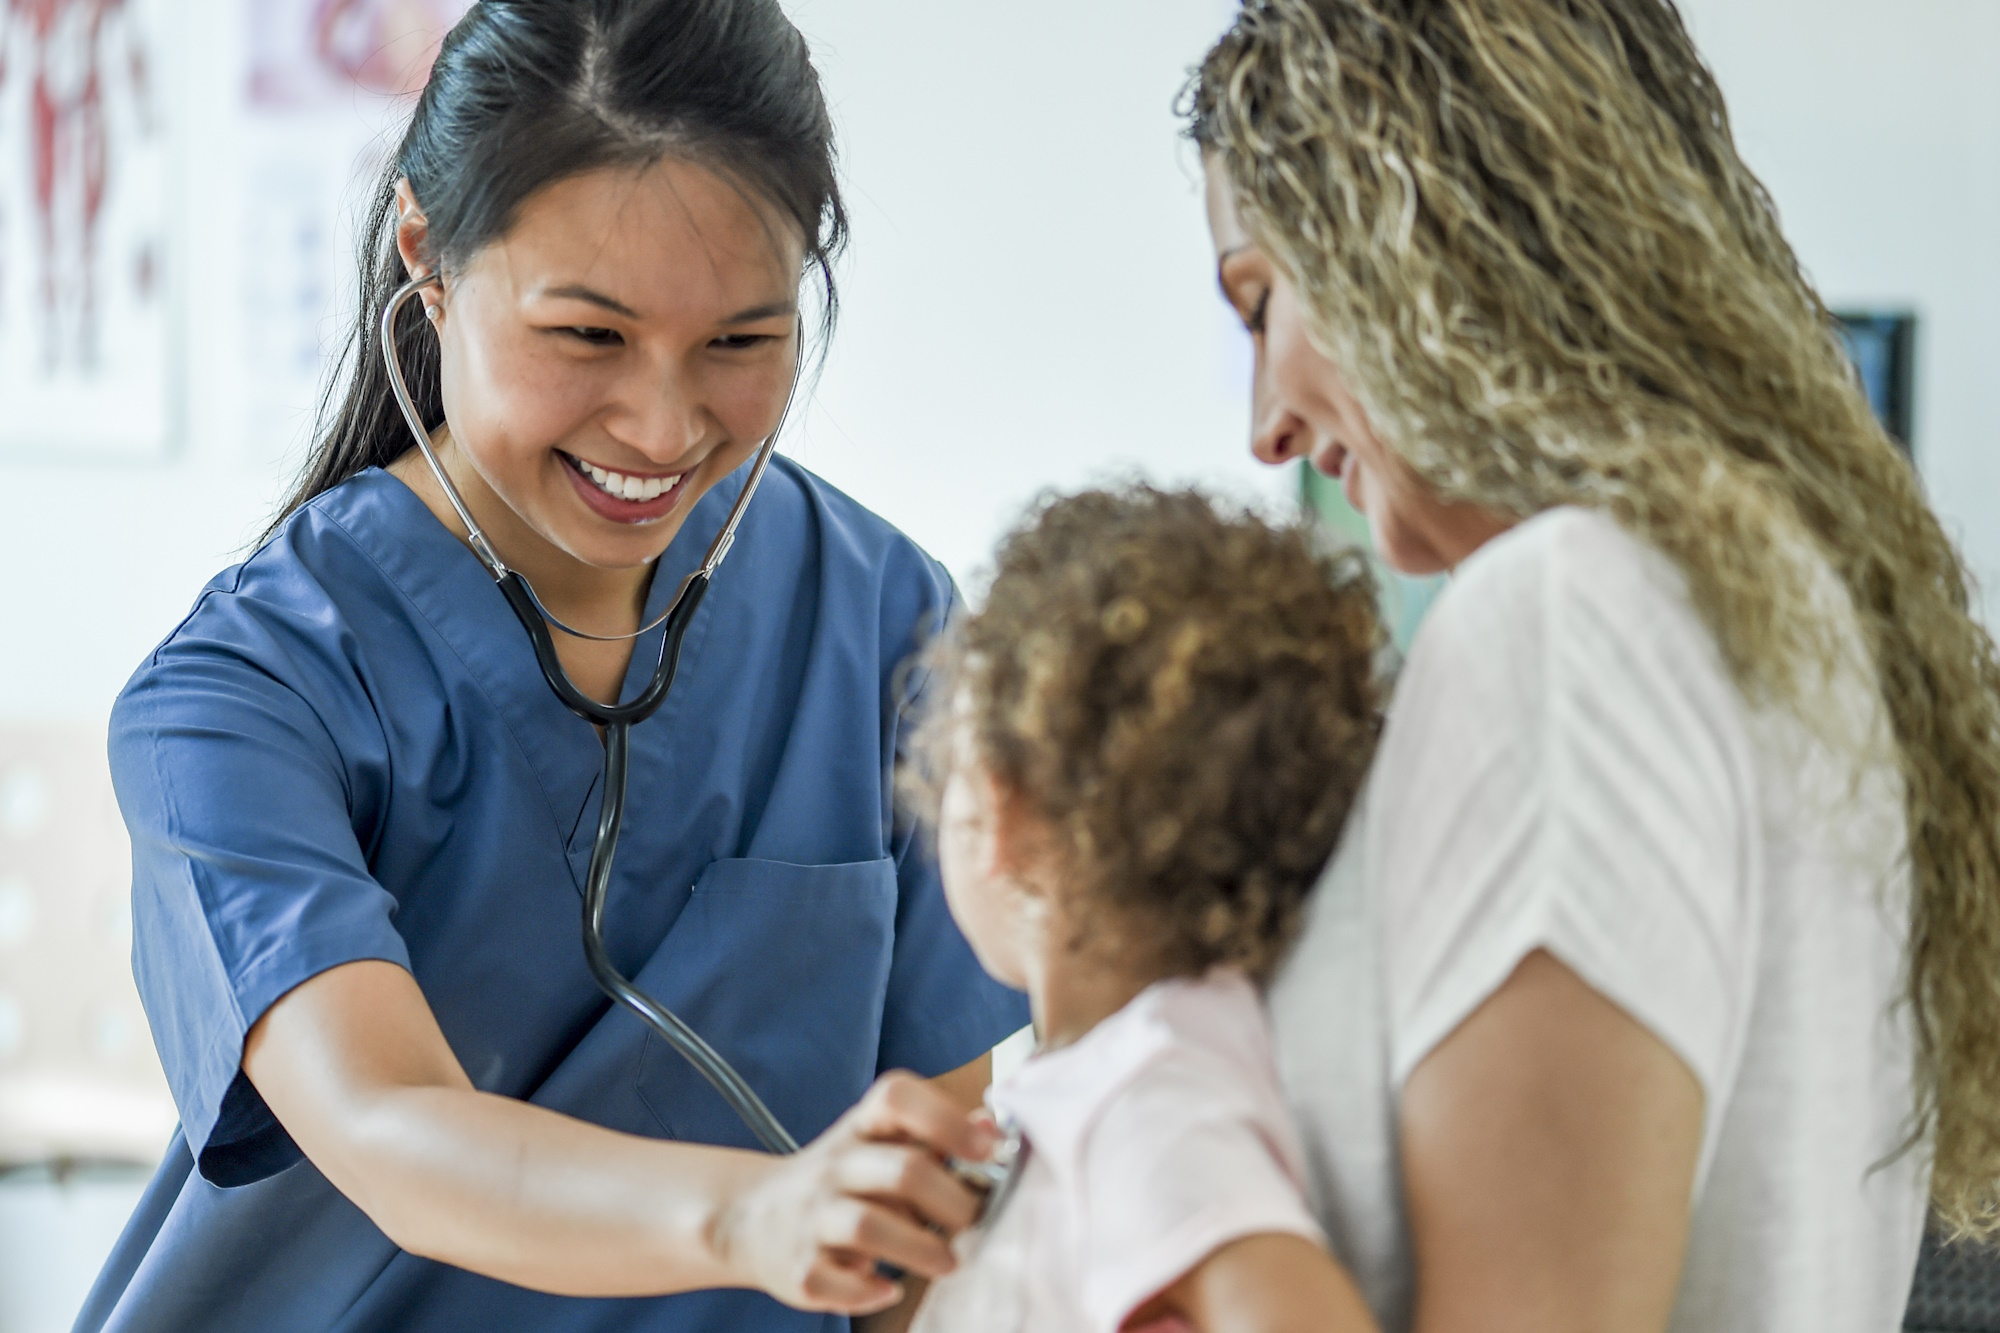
[1833,311,1917,454]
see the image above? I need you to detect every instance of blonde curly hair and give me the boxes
[1191,0,2000,1234]
[903,485,1383,982]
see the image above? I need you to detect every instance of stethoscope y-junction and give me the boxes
[381,272,800,1155]
[380,274,1021,1225]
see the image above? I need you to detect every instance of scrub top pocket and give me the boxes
[635,856,899,1149]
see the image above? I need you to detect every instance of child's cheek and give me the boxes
[938,774,1024,987]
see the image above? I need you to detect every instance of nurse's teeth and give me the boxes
[574,457,682,503]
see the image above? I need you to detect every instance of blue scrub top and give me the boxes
[77,462,1027,1333]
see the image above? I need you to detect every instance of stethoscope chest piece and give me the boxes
[953,1120,1030,1236]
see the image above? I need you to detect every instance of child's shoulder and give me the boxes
[977,969,1322,1332]
[992,969,1283,1164]
[1113,968,1277,1088]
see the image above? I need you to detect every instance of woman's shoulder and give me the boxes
[1388,505,1749,798]
[762,456,948,572]
[1447,506,1683,615]
[1415,506,1715,679]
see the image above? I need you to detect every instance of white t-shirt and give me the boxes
[1271,506,1927,1333]
[912,970,1324,1333]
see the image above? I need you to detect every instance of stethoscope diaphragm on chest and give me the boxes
[873,1123,1028,1286]
[952,1120,1030,1234]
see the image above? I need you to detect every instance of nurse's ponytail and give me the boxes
[265,0,847,541]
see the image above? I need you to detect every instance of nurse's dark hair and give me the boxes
[265,0,845,540]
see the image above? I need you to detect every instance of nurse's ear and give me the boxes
[393,178,446,326]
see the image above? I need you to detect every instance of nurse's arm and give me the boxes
[244,959,993,1309]
[1398,949,1705,1333]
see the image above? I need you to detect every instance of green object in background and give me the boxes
[1301,462,1445,655]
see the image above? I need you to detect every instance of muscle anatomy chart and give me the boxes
[0,0,167,456]
[249,0,471,109]
[237,0,468,468]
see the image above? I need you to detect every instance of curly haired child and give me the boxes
[900,484,1385,1333]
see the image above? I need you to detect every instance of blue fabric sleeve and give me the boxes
[112,592,410,1188]
[876,846,1027,1076]
[874,569,1030,1076]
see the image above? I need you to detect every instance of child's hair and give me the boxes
[905,484,1384,981]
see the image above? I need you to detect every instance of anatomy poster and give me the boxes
[248,0,472,109]
[0,0,170,457]
[238,0,469,468]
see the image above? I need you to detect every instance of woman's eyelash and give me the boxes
[713,333,773,350]
[568,327,621,346]
[1247,289,1271,335]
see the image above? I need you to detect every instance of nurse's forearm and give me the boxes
[340,1083,766,1296]
[245,961,765,1295]
[245,960,976,1310]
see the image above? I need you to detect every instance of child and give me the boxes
[899,485,1385,1333]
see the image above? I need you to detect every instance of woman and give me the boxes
[78,3,1025,1330]
[1189,2,2000,1331]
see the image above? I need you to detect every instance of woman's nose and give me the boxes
[1248,344,1307,465]
[1251,405,1310,466]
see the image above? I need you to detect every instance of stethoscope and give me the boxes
[380,274,1022,1220]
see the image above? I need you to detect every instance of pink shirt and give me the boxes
[911,969,1324,1333]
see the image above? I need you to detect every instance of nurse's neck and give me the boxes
[389,431,652,706]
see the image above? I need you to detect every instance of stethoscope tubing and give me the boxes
[378,273,801,1154]
[378,274,1022,1222]
[586,717,800,1154]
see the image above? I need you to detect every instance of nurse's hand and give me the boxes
[715,1070,1000,1315]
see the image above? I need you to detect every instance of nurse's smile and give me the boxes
[389,155,805,646]
[558,450,695,524]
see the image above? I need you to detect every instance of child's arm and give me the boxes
[1133,1232,1380,1333]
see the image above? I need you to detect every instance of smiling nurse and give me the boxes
[75,3,1026,1331]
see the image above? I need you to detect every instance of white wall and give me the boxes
[780,0,1268,583]
[0,0,1260,731]
[0,1,426,725]
[9,1,1992,732]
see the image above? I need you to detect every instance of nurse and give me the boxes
[77,2,1027,1330]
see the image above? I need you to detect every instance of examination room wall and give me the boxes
[1,2,1997,1330]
